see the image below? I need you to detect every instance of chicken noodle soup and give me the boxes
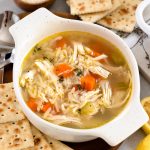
[20,31,132,129]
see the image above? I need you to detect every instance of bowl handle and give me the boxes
[92,100,149,146]
[9,8,59,51]
[136,0,150,36]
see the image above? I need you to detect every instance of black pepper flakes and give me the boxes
[59,76,64,82]
[33,45,42,54]
[34,138,41,145]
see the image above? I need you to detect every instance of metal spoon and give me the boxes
[0,11,19,76]
[0,48,15,69]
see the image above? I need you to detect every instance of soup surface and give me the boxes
[20,31,132,129]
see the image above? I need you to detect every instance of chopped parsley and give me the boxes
[43,56,54,63]
[33,45,42,53]
[75,68,83,76]
[77,84,82,90]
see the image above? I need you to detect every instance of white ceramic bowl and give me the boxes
[9,8,149,146]
[136,0,150,36]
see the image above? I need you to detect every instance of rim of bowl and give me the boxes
[13,20,140,135]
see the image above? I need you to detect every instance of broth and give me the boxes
[20,31,132,129]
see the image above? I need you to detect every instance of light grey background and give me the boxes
[0,0,149,149]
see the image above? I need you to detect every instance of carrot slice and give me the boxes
[41,102,52,113]
[81,74,96,91]
[54,63,73,78]
[90,50,101,57]
[27,98,37,112]
[55,38,67,48]
[88,43,103,57]
[91,73,102,80]
[89,44,101,56]
[41,102,61,114]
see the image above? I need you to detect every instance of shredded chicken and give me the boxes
[76,42,85,55]
[73,42,78,61]
[92,54,108,61]
[36,59,64,95]
[105,65,131,84]
[20,37,132,128]
[89,66,110,79]
[100,80,112,107]
[20,70,36,87]
[43,114,82,126]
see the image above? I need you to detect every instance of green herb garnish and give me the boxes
[43,57,54,63]
[77,84,82,90]
[33,45,42,53]
[75,68,83,76]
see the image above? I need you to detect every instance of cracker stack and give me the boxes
[0,83,73,150]
[0,83,34,150]
[67,0,142,33]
